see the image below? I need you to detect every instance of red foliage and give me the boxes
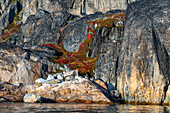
[43,12,125,76]
[43,25,98,76]
[0,23,21,43]
[1,32,13,37]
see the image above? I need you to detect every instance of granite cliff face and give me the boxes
[0,44,60,84]
[21,0,128,23]
[117,0,170,104]
[7,9,125,86]
[0,0,169,105]
[0,0,138,24]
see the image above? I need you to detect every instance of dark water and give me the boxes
[0,103,169,113]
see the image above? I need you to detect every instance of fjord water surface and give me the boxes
[0,103,169,113]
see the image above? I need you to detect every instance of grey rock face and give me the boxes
[0,44,60,84]
[21,0,75,22]
[7,9,125,85]
[0,1,22,30]
[62,12,104,52]
[21,0,129,23]
[0,0,11,15]
[117,0,170,104]
[92,27,123,85]
[60,10,124,85]
[7,10,73,48]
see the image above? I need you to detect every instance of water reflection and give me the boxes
[0,103,169,113]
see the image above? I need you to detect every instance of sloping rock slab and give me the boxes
[26,78,114,103]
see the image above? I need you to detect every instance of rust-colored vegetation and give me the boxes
[0,23,21,43]
[43,32,99,76]
[43,12,125,77]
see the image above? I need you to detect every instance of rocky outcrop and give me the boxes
[7,10,125,86]
[1,0,169,105]
[91,23,123,85]
[0,44,60,84]
[62,12,103,52]
[0,77,118,103]
[21,0,129,23]
[61,11,125,85]
[117,0,170,104]
[24,78,114,103]
[8,9,75,48]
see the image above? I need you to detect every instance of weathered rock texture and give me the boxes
[0,82,26,102]
[8,10,125,86]
[8,9,74,47]
[61,10,125,85]
[163,85,170,105]
[91,25,123,85]
[0,44,60,84]
[21,0,129,23]
[117,0,170,104]
[0,0,11,15]
[0,1,22,30]
[62,12,103,52]
[25,78,112,103]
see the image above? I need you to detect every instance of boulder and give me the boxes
[63,70,79,80]
[56,73,64,81]
[27,78,113,103]
[35,78,47,84]
[35,77,61,84]
[117,0,170,104]
[23,93,49,103]
[35,69,79,84]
